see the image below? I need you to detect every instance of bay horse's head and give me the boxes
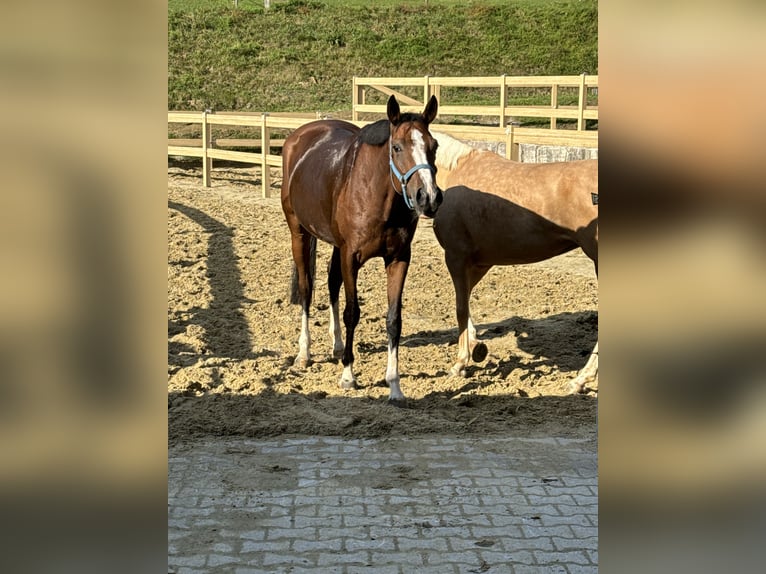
[387,95,443,218]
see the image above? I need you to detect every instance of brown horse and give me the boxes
[431,132,598,393]
[281,96,442,402]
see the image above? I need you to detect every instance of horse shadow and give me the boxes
[398,310,597,380]
[168,200,278,365]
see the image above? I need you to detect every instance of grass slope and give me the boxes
[169,0,597,113]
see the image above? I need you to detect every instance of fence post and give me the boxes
[550,82,558,129]
[423,75,430,107]
[260,113,270,198]
[505,124,519,161]
[577,73,587,131]
[352,76,360,121]
[499,74,507,128]
[202,109,212,187]
[432,80,441,107]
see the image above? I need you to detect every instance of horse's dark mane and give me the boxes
[358,120,389,146]
[358,113,425,146]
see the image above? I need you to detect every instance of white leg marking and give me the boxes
[467,317,477,346]
[467,316,488,363]
[294,309,311,368]
[339,363,356,390]
[570,342,598,394]
[451,326,470,377]
[386,342,405,401]
[329,300,344,359]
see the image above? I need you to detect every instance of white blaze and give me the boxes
[410,129,437,197]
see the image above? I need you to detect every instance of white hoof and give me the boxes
[569,375,596,394]
[339,377,356,390]
[293,355,310,369]
[387,378,405,402]
[339,364,356,389]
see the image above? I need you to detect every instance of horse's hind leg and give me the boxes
[383,255,411,402]
[571,228,597,393]
[328,246,344,360]
[570,342,598,394]
[338,249,361,389]
[290,230,316,368]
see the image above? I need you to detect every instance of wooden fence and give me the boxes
[353,74,598,130]
[168,111,321,196]
[168,75,598,196]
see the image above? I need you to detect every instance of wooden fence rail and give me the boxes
[168,76,598,195]
[168,111,327,196]
[168,112,598,196]
[353,74,598,130]
[170,110,371,196]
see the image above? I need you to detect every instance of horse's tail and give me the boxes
[289,235,317,305]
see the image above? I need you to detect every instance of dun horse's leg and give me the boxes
[466,265,490,363]
[327,247,344,360]
[384,256,411,402]
[570,241,598,393]
[570,342,598,393]
[466,317,487,362]
[447,257,472,377]
[338,251,360,389]
[291,231,314,368]
[448,258,491,376]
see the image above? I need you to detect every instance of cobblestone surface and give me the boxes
[169,434,597,573]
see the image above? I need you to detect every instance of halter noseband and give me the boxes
[389,137,434,211]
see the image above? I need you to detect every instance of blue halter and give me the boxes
[389,139,434,211]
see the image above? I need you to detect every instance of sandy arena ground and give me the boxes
[168,162,598,444]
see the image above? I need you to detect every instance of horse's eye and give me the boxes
[392,144,402,153]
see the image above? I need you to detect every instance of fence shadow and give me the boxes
[168,200,272,363]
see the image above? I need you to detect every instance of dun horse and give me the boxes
[431,132,598,393]
[281,96,442,402]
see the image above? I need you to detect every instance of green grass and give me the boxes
[168,0,597,116]
[169,0,568,11]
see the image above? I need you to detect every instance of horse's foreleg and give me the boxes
[570,342,598,394]
[466,265,490,363]
[572,230,597,393]
[448,259,489,376]
[339,252,360,389]
[467,317,487,362]
[291,231,314,368]
[448,263,472,378]
[328,247,344,360]
[384,257,411,402]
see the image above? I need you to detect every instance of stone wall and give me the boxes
[519,143,598,163]
[466,140,598,164]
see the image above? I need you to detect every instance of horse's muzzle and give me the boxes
[416,186,443,218]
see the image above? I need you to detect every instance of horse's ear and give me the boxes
[423,95,438,125]
[387,95,401,125]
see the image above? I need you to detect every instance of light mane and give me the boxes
[432,131,476,171]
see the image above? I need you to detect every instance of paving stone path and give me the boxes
[168,434,597,573]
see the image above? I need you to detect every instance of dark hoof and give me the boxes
[388,398,409,409]
[471,342,488,363]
